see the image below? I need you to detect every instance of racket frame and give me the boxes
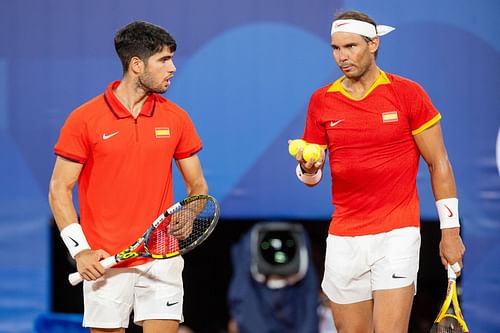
[431,265,469,332]
[68,194,219,285]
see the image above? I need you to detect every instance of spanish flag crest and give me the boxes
[382,111,398,123]
[155,127,171,138]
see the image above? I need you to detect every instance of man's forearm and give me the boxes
[429,159,457,200]
[49,183,79,231]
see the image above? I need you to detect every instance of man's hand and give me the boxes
[168,210,196,240]
[75,249,110,281]
[288,139,326,174]
[439,228,465,276]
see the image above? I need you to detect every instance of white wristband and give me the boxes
[436,198,460,229]
[296,164,322,185]
[60,223,91,258]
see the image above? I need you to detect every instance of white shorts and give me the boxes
[82,257,184,328]
[321,227,420,304]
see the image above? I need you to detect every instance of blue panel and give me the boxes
[33,312,86,333]
[0,129,50,332]
[342,0,500,53]
[0,60,6,131]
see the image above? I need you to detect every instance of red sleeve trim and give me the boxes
[174,146,203,160]
[54,150,86,164]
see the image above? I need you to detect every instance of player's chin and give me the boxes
[155,86,169,94]
[153,83,169,94]
[343,71,359,79]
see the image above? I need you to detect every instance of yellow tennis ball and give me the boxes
[302,143,321,162]
[288,139,307,157]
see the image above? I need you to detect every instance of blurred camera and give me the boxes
[250,222,308,288]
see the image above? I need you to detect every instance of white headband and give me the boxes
[331,19,395,38]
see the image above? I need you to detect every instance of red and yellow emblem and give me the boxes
[155,127,171,138]
[382,111,398,123]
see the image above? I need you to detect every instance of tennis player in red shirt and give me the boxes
[291,10,465,333]
[49,21,208,333]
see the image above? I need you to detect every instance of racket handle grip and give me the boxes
[68,256,118,286]
[447,264,457,280]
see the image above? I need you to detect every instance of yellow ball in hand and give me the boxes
[288,139,307,157]
[302,143,321,162]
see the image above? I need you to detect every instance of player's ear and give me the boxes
[368,36,379,54]
[129,56,145,74]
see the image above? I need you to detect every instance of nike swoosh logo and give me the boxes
[392,273,407,279]
[166,301,179,307]
[68,236,79,247]
[444,204,453,217]
[330,119,344,128]
[335,22,349,28]
[102,131,119,140]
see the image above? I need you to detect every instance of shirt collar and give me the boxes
[104,80,156,118]
[327,69,391,100]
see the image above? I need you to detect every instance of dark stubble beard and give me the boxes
[138,70,168,94]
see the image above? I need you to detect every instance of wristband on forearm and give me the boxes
[296,164,322,185]
[436,198,460,229]
[60,223,91,258]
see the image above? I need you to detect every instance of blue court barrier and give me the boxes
[33,312,87,333]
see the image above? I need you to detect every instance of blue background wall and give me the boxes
[0,0,499,331]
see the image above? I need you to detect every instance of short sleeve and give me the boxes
[54,110,89,164]
[406,81,441,136]
[174,112,203,160]
[302,90,328,145]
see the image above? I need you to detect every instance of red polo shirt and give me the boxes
[54,81,202,266]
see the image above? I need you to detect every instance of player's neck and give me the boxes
[113,78,150,118]
[342,65,380,99]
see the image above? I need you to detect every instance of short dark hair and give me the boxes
[334,10,379,57]
[114,21,177,72]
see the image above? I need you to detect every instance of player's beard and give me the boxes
[138,70,168,94]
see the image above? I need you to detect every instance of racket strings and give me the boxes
[431,317,464,333]
[147,223,179,256]
[178,199,217,248]
[146,198,217,256]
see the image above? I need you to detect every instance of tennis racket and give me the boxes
[430,265,469,333]
[68,194,220,286]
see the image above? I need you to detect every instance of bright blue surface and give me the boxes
[0,0,498,331]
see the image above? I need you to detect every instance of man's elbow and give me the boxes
[427,157,453,174]
[48,178,71,209]
[188,178,209,195]
[48,179,61,211]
